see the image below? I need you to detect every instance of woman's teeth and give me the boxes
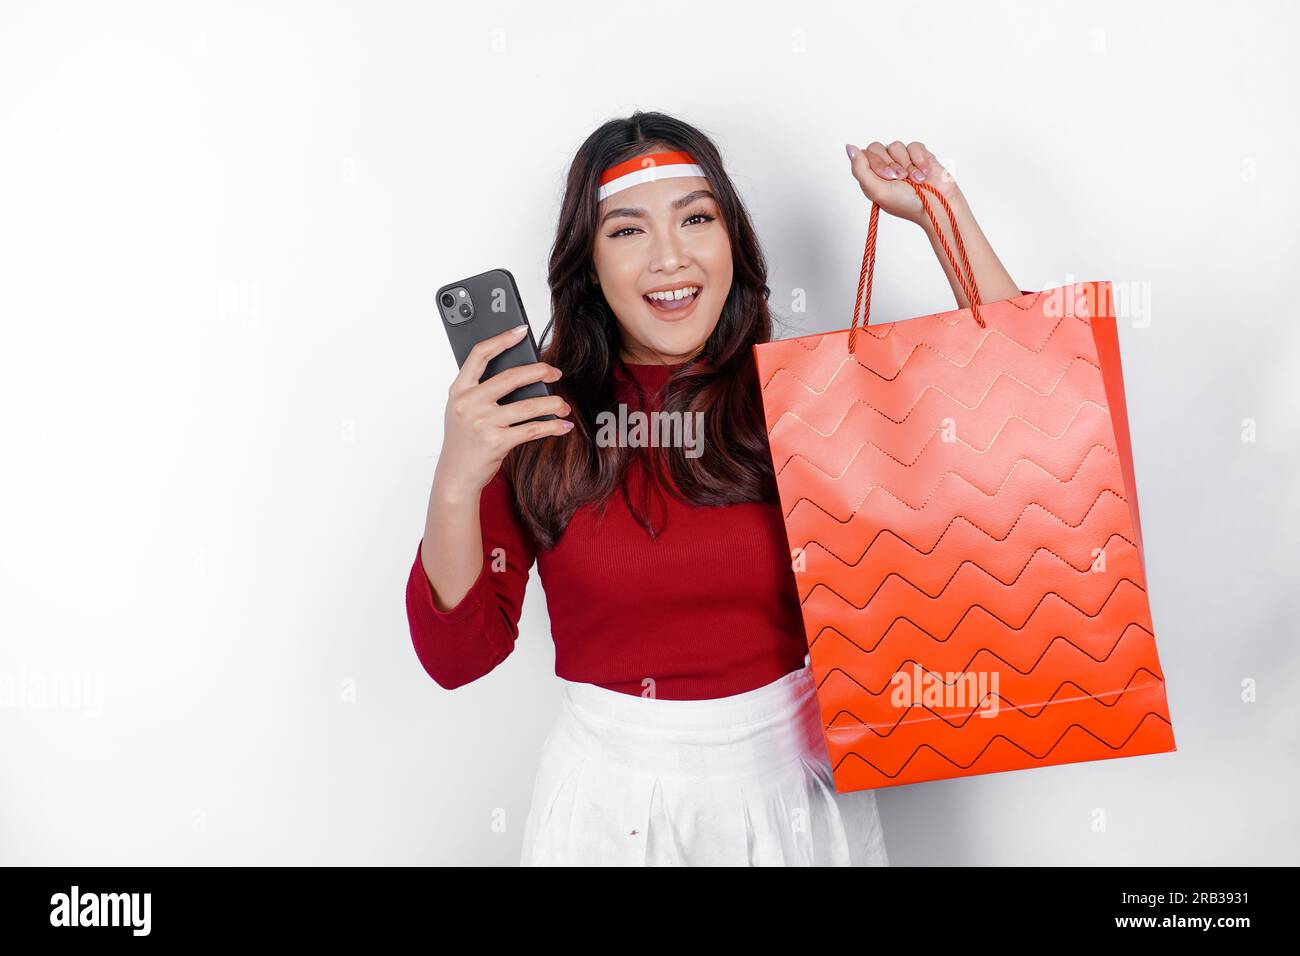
[644,287,700,311]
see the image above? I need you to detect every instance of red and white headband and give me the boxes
[596,150,706,202]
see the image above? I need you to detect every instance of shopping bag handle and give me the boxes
[847,179,984,354]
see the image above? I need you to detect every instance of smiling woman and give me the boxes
[407,109,1018,867]
[408,111,890,866]
[592,170,726,349]
[593,173,731,359]
[502,124,775,552]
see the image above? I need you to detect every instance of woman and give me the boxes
[406,111,1021,866]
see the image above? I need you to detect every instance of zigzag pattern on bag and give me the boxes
[754,284,1176,791]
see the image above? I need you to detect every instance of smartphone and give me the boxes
[436,268,555,422]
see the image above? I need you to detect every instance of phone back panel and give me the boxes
[436,268,554,419]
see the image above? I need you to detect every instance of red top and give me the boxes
[405,360,810,700]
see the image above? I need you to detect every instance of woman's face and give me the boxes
[592,171,733,364]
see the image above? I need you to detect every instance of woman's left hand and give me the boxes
[845,140,962,226]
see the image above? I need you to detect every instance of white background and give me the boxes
[1,0,1296,865]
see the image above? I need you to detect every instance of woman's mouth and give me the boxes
[643,285,701,320]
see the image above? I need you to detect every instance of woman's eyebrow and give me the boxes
[599,189,717,226]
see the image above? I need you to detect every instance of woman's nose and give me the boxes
[648,227,688,269]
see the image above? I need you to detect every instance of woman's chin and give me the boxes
[632,330,711,362]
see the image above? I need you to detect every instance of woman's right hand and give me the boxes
[432,323,573,500]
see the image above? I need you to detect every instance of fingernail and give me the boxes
[883,168,897,179]
[512,324,528,336]
[914,169,926,181]
[561,420,574,430]
[845,143,860,161]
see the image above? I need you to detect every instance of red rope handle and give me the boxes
[847,179,984,355]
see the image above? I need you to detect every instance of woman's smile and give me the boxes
[642,282,703,321]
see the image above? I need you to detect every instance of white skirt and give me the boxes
[519,663,890,866]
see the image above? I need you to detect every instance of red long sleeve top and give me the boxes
[405,360,810,700]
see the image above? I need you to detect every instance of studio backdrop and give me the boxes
[0,0,1296,865]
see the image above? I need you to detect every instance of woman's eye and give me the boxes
[606,213,715,239]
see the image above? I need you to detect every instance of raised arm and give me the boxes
[407,323,570,688]
[845,139,1021,308]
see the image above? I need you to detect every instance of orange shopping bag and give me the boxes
[752,181,1176,791]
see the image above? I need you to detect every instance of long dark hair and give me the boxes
[503,110,779,549]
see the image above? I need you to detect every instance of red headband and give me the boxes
[597,150,705,202]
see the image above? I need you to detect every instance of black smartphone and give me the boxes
[436,268,555,422]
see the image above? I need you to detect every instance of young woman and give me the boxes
[406,111,1021,866]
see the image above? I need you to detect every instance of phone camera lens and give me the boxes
[440,293,455,309]
[459,303,472,318]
